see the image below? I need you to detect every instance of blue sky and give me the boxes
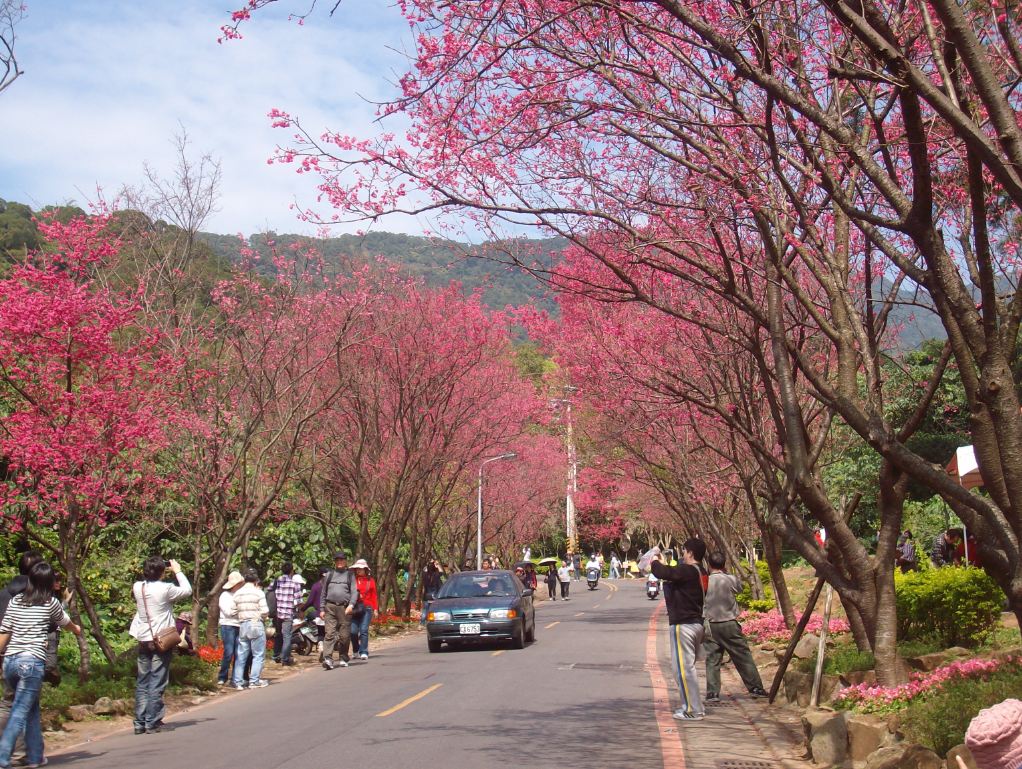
[0,0,431,235]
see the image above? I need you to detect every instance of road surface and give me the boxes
[48,580,804,769]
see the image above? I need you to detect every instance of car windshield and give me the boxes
[438,574,517,598]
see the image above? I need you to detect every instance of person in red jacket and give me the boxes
[350,559,379,661]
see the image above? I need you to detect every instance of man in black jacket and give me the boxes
[0,550,44,762]
[651,538,707,723]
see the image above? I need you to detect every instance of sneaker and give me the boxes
[322,658,335,670]
[145,725,162,734]
[232,683,246,691]
[359,653,368,660]
[250,679,269,688]
[217,679,227,687]
[134,726,146,735]
[337,659,349,668]
[749,687,768,698]
[672,710,704,722]
[705,692,721,703]
[272,658,281,664]
[25,761,48,769]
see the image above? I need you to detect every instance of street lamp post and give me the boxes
[477,452,517,569]
[551,385,579,553]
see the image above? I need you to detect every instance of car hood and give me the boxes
[431,595,518,611]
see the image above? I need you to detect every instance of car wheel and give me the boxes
[525,618,535,643]
[428,639,443,653]
[512,619,526,649]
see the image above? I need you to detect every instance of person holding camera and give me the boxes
[128,557,192,735]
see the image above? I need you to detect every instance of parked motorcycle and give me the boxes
[586,566,600,591]
[646,576,660,600]
[291,614,324,656]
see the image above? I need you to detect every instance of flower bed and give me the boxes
[739,609,850,644]
[196,644,222,665]
[834,656,1018,714]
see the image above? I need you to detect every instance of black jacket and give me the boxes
[0,575,28,622]
[650,561,704,625]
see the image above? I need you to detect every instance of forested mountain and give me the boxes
[197,230,564,313]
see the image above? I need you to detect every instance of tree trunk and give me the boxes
[873,462,909,685]
[763,529,795,626]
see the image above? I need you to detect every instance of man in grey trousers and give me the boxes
[320,551,359,670]
[703,552,768,701]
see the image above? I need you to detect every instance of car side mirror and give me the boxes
[522,588,534,597]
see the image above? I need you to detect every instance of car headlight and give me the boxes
[427,611,451,621]
[489,608,518,619]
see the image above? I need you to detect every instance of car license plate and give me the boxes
[459,623,481,635]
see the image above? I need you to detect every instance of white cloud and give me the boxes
[0,0,433,235]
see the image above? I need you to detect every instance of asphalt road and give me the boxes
[49,580,669,769]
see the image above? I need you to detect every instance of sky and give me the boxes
[0,0,432,236]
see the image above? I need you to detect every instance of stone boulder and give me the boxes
[947,744,978,769]
[846,713,890,766]
[92,696,115,715]
[906,651,951,672]
[864,744,942,769]
[840,669,877,687]
[112,698,133,715]
[802,709,847,766]
[785,670,813,707]
[66,704,94,722]
[794,633,821,659]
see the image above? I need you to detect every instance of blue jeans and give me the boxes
[234,622,266,686]
[218,625,239,684]
[273,615,294,662]
[351,608,374,656]
[0,655,44,766]
[134,645,173,731]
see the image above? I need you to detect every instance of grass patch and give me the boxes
[900,660,1022,756]
[796,640,875,675]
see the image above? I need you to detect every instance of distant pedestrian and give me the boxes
[932,527,964,567]
[702,552,767,701]
[558,561,572,600]
[895,531,918,573]
[571,552,581,581]
[271,562,301,666]
[0,561,81,769]
[651,538,707,723]
[350,559,378,660]
[129,556,192,732]
[320,551,359,670]
[217,570,245,687]
[233,568,270,690]
[610,553,621,579]
[482,557,494,570]
[546,567,558,600]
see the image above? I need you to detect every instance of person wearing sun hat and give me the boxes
[350,559,378,661]
[217,570,245,687]
[965,698,1022,769]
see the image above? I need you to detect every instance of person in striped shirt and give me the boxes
[0,562,81,769]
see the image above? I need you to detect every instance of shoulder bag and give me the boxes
[141,583,181,653]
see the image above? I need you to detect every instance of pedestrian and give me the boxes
[0,550,45,765]
[931,527,964,567]
[0,561,82,769]
[216,570,245,687]
[174,612,194,654]
[271,562,301,666]
[610,553,621,579]
[702,552,768,701]
[232,568,270,690]
[651,538,708,723]
[421,560,443,625]
[545,566,558,600]
[557,560,572,600]
[522,545,531,561]
[482,557,493,570]
[571,552,581,581]
[128,556,192,733]
[895,530,917,573]
[350,559,378,660]
[320,551,359,670]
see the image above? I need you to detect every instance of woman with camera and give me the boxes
[128,557,192,735]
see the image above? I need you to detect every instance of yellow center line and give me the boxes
[544,621,560,629]
[375,683,443,718]
[574,612,585,617]
[491,649,506,657]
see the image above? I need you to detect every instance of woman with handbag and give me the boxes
[128,556,191,735]
[349,559,378,661]
[0,561,81,769]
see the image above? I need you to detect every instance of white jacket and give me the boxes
[233,583,269,623]
[129,573,192,641]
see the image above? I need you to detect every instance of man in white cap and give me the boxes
[217,570,245,686]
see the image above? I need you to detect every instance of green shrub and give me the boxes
[901,660,1022,755]
[895,566,1003,648]
[737,560,776,611]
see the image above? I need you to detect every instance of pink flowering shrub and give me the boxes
[739,610,851,644]
[835,656,1018,713]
